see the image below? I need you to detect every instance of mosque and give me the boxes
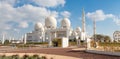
[25,9,87,47]
[0,9,90,48]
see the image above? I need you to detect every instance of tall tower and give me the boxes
[2,34,5,44]
[82,8,86,32]
[93,19,96,41]
[81,8,86,40]
[24,34,27,44]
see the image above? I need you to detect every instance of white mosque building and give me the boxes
[0,9,90,48]
[27,17,79,42]
[25,9,87,47]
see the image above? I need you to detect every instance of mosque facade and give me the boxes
[25,9,87,47]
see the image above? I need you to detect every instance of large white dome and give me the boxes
[61,18,71,29]
[45,16,57,29]
[76,27,81,33]
[35,22,44,31]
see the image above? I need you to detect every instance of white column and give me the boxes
[21,35,24,42]
[87,38,91,49]
[2,34,5,44]
[93,19,96,41]
[81,8,86,41]
[76,36,79,46]
[42,32,45,42]
[24,34,27,44]
[54,32,57,38]
[43,31,46,42]
[66,29,69,38]
[81,32,86,40]
[49,32,52,47]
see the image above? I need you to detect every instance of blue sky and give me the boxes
[0,0,120,39]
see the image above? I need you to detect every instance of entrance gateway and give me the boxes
[52,37,69,48]
[48,28,70,48]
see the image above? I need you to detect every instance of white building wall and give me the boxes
[62,37,69,48]
[81,32,86,40]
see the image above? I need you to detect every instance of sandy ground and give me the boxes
[0,53,80,59]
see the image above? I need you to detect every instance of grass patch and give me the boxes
[99,42,120,47]
[69,41,77,46]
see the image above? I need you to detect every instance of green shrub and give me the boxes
[32,54,40,59]
[41,56,47,59]
[1,55,6,59]
[22,55,29,59]
[11,55,19,59]
[0,55,50,59]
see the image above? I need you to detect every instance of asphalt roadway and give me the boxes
[4,47,120,59]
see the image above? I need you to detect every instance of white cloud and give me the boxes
[60,11,71,18]
[0,0,16,5]
[18,21,29,28]
[33,0,65,7]
[0,23,12,30]
[113,16,120,25]
[13,28,19,32]
[86,10,114,21]
[0,0,63,38]
[86,10,120,25]
[4,26,11,30]
[0,3,59,30]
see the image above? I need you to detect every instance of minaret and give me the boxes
[21,35,24,42]
[82,8,86,32]
[81,8,86,40]
[24,34,27,44]
[2,34,5,44]
[93,19,96,41]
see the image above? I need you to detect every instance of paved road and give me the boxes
[5,47,120,59]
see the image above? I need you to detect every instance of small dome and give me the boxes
[35,22,44,31]
[72,30,77,36]
[61,18,71,29]
[76,27,81,33]
[45,16,57,29]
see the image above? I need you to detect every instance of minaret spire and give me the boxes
[2,34,5,44]
[81,8,86,41]
[93,19,96,41]
[82,8,86,32]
